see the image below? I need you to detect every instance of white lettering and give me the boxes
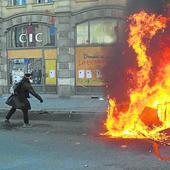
[19,34,26,43]
[35,33,43,42]
[29,33,33,43]
[19,33,43,43]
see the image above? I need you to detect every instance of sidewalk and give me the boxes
[0,94,108,114]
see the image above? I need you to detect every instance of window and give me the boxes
[14,26,26,47]
[36,0,53,4]
[76,19,118,45]
[90,19,117,44]
[77,22,88,45]
[28,59,42,85]
[48,25,56,46]
[8,0,26,6]
[9,58,42,85]
[7,23,56,48]
[9,58,42,84]
[90,20,103,44]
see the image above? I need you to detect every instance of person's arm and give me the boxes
[27,84,43,102]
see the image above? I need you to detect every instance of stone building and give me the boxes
[0,0,127,96]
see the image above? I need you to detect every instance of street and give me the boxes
[0,116,170,170]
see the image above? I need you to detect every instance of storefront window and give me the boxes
[7,23,56,48]
[76,19,117,45]
[8,0,26,6]
[9,58,42,85]
[28,59,42,84]
[76,22,89,45]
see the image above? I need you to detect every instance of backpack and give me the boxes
[10,82,22,94]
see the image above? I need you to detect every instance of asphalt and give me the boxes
[0,94,108,121]
[1,119,170,170]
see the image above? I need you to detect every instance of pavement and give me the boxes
[0,94,108,121]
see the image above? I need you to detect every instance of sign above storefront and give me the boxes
[7,49,42,59]
[19,33,43,43]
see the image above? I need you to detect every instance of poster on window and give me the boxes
[96,69,102,78]
[45,60,57,85]
[86,70,92,79]
[12,69,24,84]
[49,70,55,78]
[76,46,114,86]
[78,70,85,79]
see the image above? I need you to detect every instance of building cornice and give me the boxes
[71,5,126,16]
[2,11,55,22]
[54,5,126,16]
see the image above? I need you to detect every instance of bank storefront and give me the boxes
[6,21,57,93]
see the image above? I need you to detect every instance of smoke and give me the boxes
[103,1,170,109]
[127,0,169,15]
[102,42,137,105]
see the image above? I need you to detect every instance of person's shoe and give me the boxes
[4,119,10,124]
[23,123,32,128]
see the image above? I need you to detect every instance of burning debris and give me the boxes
[103,6,170,144]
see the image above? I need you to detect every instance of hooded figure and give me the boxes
[5,73,43,127]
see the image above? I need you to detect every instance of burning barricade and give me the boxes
[103,9,170,159]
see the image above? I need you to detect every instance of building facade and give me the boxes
[0,0,127,96]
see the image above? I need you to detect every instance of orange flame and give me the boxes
[104,11,169,141]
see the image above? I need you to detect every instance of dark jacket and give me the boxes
[6,77,43,110]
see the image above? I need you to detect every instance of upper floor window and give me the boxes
[35,0,53,4]
[8,0,26,6]
[76,19,118,45]
[7,23,56,48]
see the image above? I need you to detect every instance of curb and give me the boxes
[0,108,105,114]
[0,109,106,122]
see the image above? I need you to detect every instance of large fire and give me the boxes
[104,11,170,142]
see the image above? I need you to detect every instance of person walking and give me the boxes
[5,73,43,127]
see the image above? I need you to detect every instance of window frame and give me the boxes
[76,18,118,47]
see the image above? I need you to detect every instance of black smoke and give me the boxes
[102,43,137,110]
[127,0,169,15]
[102,1,170,112]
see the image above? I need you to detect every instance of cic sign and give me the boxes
[19,33,43,43]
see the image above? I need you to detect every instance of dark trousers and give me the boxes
[6,107,29,124]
